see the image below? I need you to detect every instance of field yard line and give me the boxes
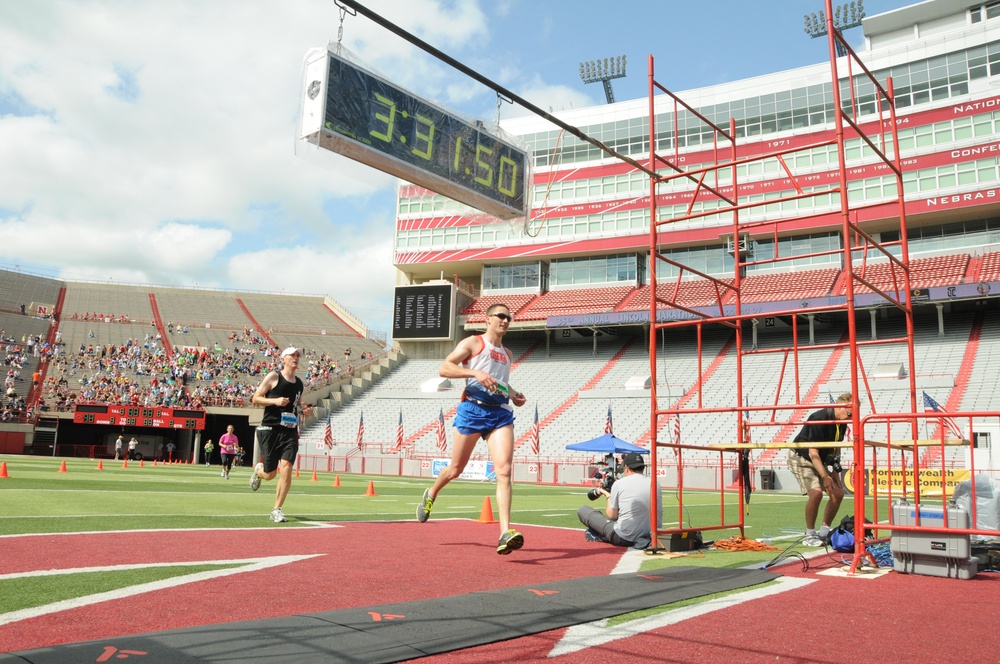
[0,554,321,627]
[547,576,815,658]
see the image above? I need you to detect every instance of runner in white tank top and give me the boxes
[462,335,513,411]
[416,303,528,555]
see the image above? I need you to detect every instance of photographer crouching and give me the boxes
[577,452,663,548]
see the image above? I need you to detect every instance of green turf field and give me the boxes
[0,454,884,622]
[0,454,879,554]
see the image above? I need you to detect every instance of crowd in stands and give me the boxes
[33,326,381,413]
[0,313,384,419]
[3,330,40,422]
[67,312,135,323]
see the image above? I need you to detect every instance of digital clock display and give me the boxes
[300,48,530,220]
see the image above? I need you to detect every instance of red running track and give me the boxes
[2,521,997,662]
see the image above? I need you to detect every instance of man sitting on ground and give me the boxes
[577,452,662,548]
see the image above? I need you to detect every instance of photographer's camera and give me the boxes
[587,473,615,500]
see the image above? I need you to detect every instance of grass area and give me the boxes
[0,454,880,620]
[0,453,880,556]
[0,564,238,614]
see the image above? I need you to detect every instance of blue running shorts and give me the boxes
[453,400,514,438]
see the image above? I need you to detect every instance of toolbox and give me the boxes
[890,500,977,579]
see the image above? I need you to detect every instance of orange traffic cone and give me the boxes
[311,471,318,482]
[122,460,129,469]
[139,459,145,467]
[96,460,104,470]
[333,475,341,487]
[58,460,68,473]
[294,469,300,478]
[152,460,157,466]
[476,497,496,524]
[0,461,8,478]
[365,480,377,496]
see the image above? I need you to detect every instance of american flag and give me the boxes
[355,411,364,450]
[323,415,333,449]
[922,391,964,439]
[436,408,447,453]
[529,404,540,455]
[604,404,614,434]
[394,410,404,451]
[671,414,681,446]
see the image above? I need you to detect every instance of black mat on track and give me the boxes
[3,567,775,664]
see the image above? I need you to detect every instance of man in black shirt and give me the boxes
[787,393,853,546]
[249,347,304,523]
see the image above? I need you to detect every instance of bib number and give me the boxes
[280,412,298,428]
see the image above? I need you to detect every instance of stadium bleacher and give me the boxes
[3,257,998,488]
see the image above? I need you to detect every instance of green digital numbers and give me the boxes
[370,93,396,143]
[474,143,494,187]
[324,51,528,218]
[412,114,434,160]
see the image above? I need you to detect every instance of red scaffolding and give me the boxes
[644,0,918,571]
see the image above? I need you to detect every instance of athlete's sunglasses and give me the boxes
[491,313,513,322]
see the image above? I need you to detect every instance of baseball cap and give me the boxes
[280,347,300,358]
[622,452,645,470]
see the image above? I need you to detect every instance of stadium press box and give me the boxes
[890,500,978,579]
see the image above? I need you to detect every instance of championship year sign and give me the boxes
[300,47,530,220]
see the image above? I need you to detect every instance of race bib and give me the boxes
[280,412,298,428]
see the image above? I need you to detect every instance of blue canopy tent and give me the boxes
[565,433,649,455]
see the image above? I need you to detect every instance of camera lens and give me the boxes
[587,488,602,501]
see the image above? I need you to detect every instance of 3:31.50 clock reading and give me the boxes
[367,92,520,197]
[322,52,528,218]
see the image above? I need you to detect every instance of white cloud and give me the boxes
[0,0,589,336]
[225,238,397,331]
[504,75,598,118]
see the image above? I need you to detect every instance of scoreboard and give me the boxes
[73,404,206,430]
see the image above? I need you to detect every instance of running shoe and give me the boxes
[802,535,825,547]
[497,529,524,555]
[249,462,263,491]
[416,488,434,523]
[584,529,602,542]
[270,507,287,523]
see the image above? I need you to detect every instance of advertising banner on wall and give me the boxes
[432,459,495,481]
[842,467,971,498]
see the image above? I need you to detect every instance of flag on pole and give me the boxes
[355,411,364,450]
[436,408,447,453]
[671,414,681,446]
[394,410,404,451]
[922,391,964,439]
[323,415,333,449]
[529,404,540,455]
[604,404,614,434]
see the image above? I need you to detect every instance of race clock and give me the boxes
[300,47,530,220]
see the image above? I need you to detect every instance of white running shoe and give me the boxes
[249,462,263,491]
[802,535,825,547]
[270,507,287,523]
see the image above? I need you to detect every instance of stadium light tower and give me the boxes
[804,0,865,57]
[579,55,627,104]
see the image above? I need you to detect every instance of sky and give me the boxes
[0,0,917,339]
